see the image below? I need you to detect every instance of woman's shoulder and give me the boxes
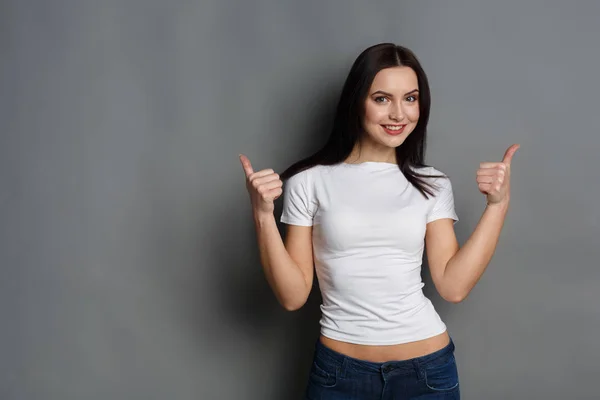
[283,164,321,181]
[284,163,336,181]
[282,165,330,193]
[410,165,449,179]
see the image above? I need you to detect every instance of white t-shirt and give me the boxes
[280,161,458,345]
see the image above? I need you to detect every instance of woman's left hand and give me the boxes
[477,144,520,205]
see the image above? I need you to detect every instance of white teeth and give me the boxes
[385,125,403,130]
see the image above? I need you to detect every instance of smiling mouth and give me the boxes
[382,124,406,135]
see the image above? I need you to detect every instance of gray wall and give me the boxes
[1,1,598,399]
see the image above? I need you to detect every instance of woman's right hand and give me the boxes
[239,154,283,216]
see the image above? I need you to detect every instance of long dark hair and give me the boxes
[280,43,444,198]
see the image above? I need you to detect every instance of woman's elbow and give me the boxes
[442,289,469,304]
[281,299,307,311]
[279,291,309,311]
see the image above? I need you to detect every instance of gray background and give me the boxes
[1,0,599,399]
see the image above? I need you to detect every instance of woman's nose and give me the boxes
[389,103,404,121]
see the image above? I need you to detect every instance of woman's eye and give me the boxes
[406,95,418,102]
[374,96,388,103]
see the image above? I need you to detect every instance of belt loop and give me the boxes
[412,359,424,380]
[339,357,349,379]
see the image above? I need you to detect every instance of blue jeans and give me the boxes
[305,337,460,399]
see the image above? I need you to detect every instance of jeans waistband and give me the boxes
[314,336,455,375]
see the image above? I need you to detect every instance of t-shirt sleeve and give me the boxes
[280,170,316,226]
[426,176,459,224]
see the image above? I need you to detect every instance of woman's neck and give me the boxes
[344,143,396,164]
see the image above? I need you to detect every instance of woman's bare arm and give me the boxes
[240,154,314,310]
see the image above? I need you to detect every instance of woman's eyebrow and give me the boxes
[371,89,419,97]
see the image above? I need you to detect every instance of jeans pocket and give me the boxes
[423,354,459,392]
[309,357,338,388]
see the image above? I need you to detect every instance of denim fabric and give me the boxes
[305,337,460,399]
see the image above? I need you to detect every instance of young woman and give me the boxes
[239,43,519,399]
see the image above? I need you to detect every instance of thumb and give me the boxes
[502,144,520,165]
[239,154,254,178]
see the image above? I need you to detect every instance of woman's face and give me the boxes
[361,66,420,150]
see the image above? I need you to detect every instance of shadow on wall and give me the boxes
[211,89,340,399]
[213,199,322,399]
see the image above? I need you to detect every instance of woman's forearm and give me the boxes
[443,200,510,301]
[253,212,311,310]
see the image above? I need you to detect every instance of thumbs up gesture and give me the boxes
[239,154,283,216]
[477,144,520,205]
